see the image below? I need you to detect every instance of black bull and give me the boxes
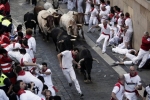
[24,12,36,34]
[75,46,99,82]
[50,27,77,52]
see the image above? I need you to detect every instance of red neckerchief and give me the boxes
[18,70,25,76]
[125,17,130,20]
[109,13,114,19]
[17,89,26,96]
[25,35,32,39]
[71,51,76,59]
[91,8,94,12]
[104,24,107,29]
[42,68,48,72]
[130,72,137,77]
[118,81,124,86]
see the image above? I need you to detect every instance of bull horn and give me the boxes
[54,15,59,18]
[77,24,83,26]
[31,20,36,23]
[93,58,99,64]
[58,40,64,43]
[78,58,84,65]
[70,39,76,41]
[71,35,77,38]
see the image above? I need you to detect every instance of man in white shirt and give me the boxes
[111,75,124,100]
[99,6,109,23]
[88,4,99,33]
[124,66,142,100]
[15,66,43,96]
[123,12,133,49]
[89,20,111,53]
[13,80,44,100]
[105,0,110,13]
[25,28,36,54]
[0,89,9,100]
[92,0,100,11]
[38,62,57,96]
[5,42,21,52]
[84,0,92,25]
[57,48,84,98]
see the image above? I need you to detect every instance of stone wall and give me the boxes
[111,0,150,50]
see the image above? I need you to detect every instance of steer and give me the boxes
[75,46,99,83]
[59,14,79,37]
[51,27,76,52]
[47,8,62,26]
[67,11,85,39]
[24,12,36,35]
[37,10,55,41]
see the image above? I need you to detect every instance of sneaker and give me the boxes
[69,83,72,87]
[79,93,84,98]
[111,61,119,66]
[102,51,105,54]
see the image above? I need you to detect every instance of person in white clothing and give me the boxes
[87,4,99,33]
[92,0,100,11]
[99,6,109,23]
[19,49,37,72]
[37,62,57,96]
[15,66,43,96]
[143,84,150,100]
[77,0,83,13]
[13,80,44,100]
[57,48,84,98]
[111,75,124,100]
[25,29,36,53]
[99,0,105,11]
[0,89,9,100]
[105,1,110,13]
[5,42,21,52]
[124,66,142,100]
[112,47,136,55]
[84,0,92,25]
[89,20,111,53]
[67,0,75,10]
[123,12,133,49]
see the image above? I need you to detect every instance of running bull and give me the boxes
[51,27,77,52]
[75,46,99,82]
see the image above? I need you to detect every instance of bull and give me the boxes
[37,10,55,41]
[75,46,99,83]
[67,11,85,39]
[24,12,36,35]
[59,14,80,37]
[47,8,62,26]
[51,27,76,52]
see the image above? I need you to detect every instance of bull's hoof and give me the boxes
[84,80,88,83]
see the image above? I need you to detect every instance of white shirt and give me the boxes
[41,69,53,87]
[17,71,43,92]
[99,24,111,34]
[25,48,34,59]
[61,50,73,68]
[22,53,34,70]
[8,51,23,63]
[118,17,123,26]
[90,8,99,17]
[125,18,133,32]
[106,5,110,13]
[5,43,21,52]
[124,73,141,91]
[93,0,100,10]
[0,89,9,100]
[112,83,124,100]
[99,10,109,20]
[19,90,44,100]
[28,37,36,53]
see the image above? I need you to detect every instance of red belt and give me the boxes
[102,32,110,41]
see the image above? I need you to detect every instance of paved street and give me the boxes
[9,0,150,100]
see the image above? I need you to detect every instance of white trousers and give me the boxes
[132,48,149,68]
[48,85,56,96]
[77,0,83,13]
[124,61,133,65]
[112,47,128,54]
[89,17,98,32]
[124,92,137,100]
[96,34,109,52]
[67,0,74,10]
[84,9,90,24]
[117,42,126,49]
[124,30,133,42]
[62,67,82,93]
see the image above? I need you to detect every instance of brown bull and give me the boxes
[67,11,85,39]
